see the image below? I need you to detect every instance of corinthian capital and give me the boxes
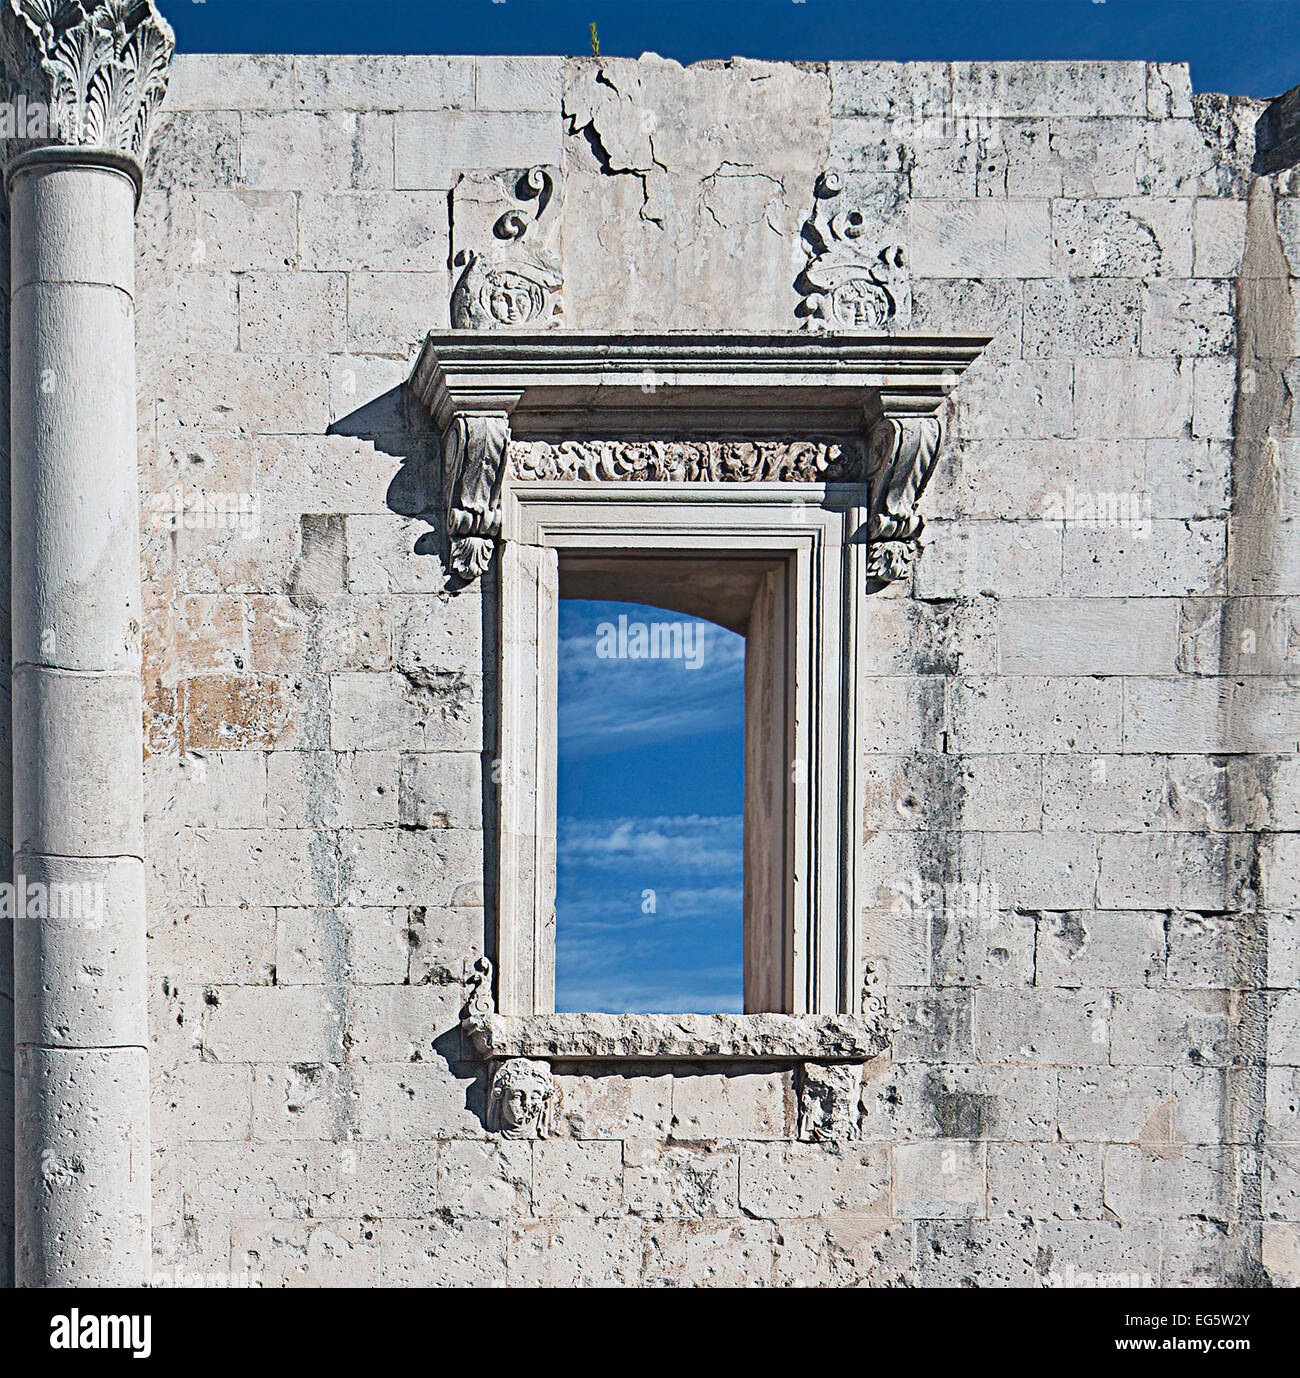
[1,0,175,167]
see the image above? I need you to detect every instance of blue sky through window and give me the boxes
[555,600,745,1013]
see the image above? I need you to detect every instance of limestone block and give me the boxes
[1269,994,1300,1065]
[740,1143,890,1220]
[951,359,1074,440]
[154,1062,252,1143]
[476,57,563,113]
[179,828,333,908]
[988,1144,1104,1220]
[1022,278,1140,358]
[1041,756,1171,833]
[950,61,1148,119]
[532,1139,623,1217]
[1036,911,1166,990]
[641,1219,776,1287]
[670,1070,790,1140]
[976,988,1111,1065]
[1103,1146,1228,1223]
[908,200,1052,278]
[148,906,275,986]
[1052,197,1194,278]
[299,192,448,272]
[1109,990,1234,1067]
[345,519,449,594]
[979,833,1096,910]
[509,1216,642,1287]
[1098,834,1253,911]
[398,752,483,830]
[1074,358,1194,440]
[193,191,298,272]
[829,61,951,121]
[146,111,239,190]
[405,905,482,986]
[1145,438,1230,518]
[1262,835,1300,909]
[241,111,392,192]
[274,905,408,985]
[379,1215,509,1287]
[1062,521,1224,598]
[330,671,484,753]
[230,1218,380,1287]
[949,676,1122,754]
[347,269,451,354]
[1059,1067,1170,1143]
[250,1061,351,1141]
[910,278,1022,362]
[1193,197,1249,278]
[293,55,475,111]
[137,269,238,355]
[1192,357,1238,439]
[437,1140,533,1218]
[395,110,561,189]
[340,827,484,908]
[930,904,1035,989]
[344,984,463,1063]
[1165,912,1266,989]
[999,598,1179,675]
[268,752,398,830]
[1044,118,1145,198]
[552,1070,673,1140]
[1142,279,1236,357]
[1148,64,1195,120]
[856,676,946,754]
[165,54,295,110]
[891,988,975,1063]
[391,591,488,679]
[893,1140,986,1220]
[154,354,330,438]
[624,1142,740,1219]
[202,985,346,1064]
[354,1063,486,1142]
[862,1063,1057,1142]
[1124,676,1300,753]
[146,751,268,830]
[238,271,346,354]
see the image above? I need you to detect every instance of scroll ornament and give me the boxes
[799,169,912,332]
[865,416,944,583]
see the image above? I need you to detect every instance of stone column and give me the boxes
[2,1,174,1286]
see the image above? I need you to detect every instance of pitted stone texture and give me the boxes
[464,1013,891,1062]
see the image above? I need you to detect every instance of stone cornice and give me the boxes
[409,330,991,438]
[409,330,990,586]
[1,0,175,173]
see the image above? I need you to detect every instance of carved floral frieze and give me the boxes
[507,437,863,484]
[1,0,175,166]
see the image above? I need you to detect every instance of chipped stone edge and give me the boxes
[462,1011,892,1062]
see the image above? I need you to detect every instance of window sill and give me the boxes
[462,1010,891,1063]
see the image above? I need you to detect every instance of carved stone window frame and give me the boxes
[408,331,989,1065]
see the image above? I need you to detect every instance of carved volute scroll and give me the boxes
[450,166,564,330]
[443,412,510,582]
[865,415,944,583]
[798,170,912,332]
[0,0,175,167]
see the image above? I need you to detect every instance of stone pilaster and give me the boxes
[3,0,174,1287]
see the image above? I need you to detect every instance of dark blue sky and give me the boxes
[173,1,1300,98]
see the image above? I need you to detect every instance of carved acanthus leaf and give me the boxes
[865,415,943,583]
[443,412,510,583]
[798,169,912,332]
[1,0,175,165]
[508,438,864,483]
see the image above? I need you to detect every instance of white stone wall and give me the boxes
[0,181,13,1288]
[133,54,1299,1286]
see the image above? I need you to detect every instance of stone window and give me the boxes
[409,330,986,1061]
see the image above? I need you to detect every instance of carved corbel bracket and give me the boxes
[866,414,943,584]
[442,411,511,582]
[1,0,175,173]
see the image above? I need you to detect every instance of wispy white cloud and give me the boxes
[558,814,743,873]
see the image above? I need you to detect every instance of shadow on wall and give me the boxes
[331,383,496,1132]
